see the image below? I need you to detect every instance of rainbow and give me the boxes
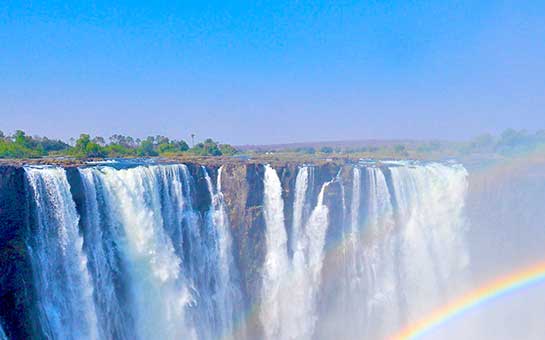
[225,149,545,339]
[392,261,545,340]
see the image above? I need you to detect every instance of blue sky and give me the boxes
[1,1,544,144]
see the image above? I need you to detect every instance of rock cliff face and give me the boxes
[0,166,42,339]
[0,160,474,339]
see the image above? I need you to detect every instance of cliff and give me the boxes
[0,160,365,339]
[0,166,42,339]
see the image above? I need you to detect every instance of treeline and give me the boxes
[257,129,545,158]
[0,130,238,159]
[463,129,545,155]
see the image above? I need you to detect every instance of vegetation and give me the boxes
[0,130,237,159]
[0,130,69,158]
[1,128,545,161]
[245,129,545,161]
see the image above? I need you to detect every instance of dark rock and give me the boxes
[0,166,43,340]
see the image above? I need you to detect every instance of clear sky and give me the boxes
[1,1,544,145]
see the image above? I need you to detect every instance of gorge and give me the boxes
[0,158,543,339]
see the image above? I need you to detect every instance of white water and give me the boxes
[21,164,245,340]
[261,165,332,340]
[79,169,133,339]
[346,167,362,285]
[329,163,469,339]
[86,165,193,339]
[290,181,330,339]
[19,162,470,340]
[25,167,99,340]
[291,166,309,254]
[79,164,242,340]
[203,166,244,339]
[361,167,398,338]
[390,163,469,323]
[260,165,291,339]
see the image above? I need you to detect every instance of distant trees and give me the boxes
[219,143,238,156]
[464,129,545,155]
[70,134,107,158]
[393,144,409,157]
[0,130,238,159]
[295,147,316,154]
[320,146,334,154]
[190,138,222,156]
[137,138,158,157]
[0,130,69,158]
[3,128,544,160]
[157,139,190,155]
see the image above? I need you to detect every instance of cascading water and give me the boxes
[25,167,99,340]
[260,165,332,340]
[203,166,244,339]
[260,165,291,339]
[78,164,243,340]
[20,164,243,340]
[82,165,193,340]
[78,169,135,340]
[9,161,470,340]
[359,166,399,339]
[290,180,330,339]
[322,162,469,339]
[389,163,469,322]
[291,166,309,255]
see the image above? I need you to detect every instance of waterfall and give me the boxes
[82,165,193,339]
[291,166,309,255]
[290,181,330,339]
[12,161,470,340]
[260,165,291,339]
[79,169,135,340]
[360,166,398,339]
[326,162,470,339]
[346,167,362,285]
[389,163,469,322]
[25,167,99,340]
[79,164,245,339]
[261,165,332,340]
[203,166,244,339]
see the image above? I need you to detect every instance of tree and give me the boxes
[71,134,106,158]
[320,146,333,154]
[157,139,190,154]
[190,138,222,156]
[39,137,69,152]
[296,147,316,154]
[219,144,238,156]
[92,136,106,146]
[137,138,158,156]
[13,130,28,147]
[109,134,136,148]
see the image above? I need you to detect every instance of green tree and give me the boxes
[71,134,106,158]
[219,144,238,156]
[13,130,27,146]
[157,139,190,155]
[104,143,136,157]
[137,138,158,156]
[190,138,222,156]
